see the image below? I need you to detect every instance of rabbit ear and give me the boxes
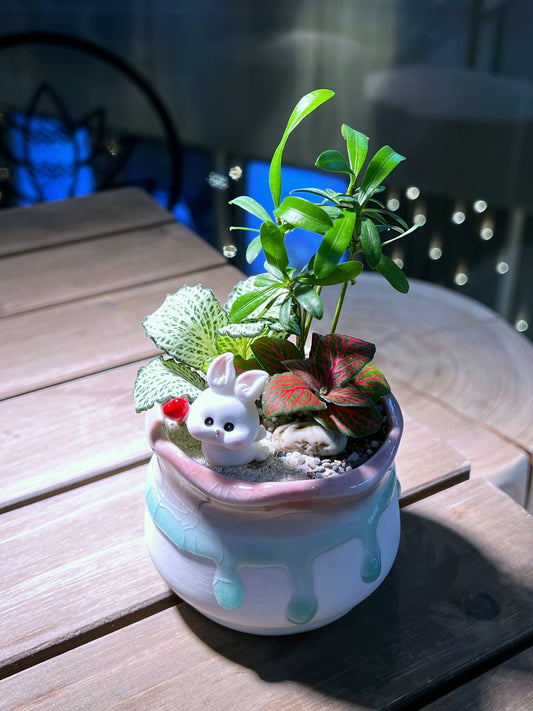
[206,353,236,394]
[234,369,269,403]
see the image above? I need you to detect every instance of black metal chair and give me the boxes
[0,31,182,210]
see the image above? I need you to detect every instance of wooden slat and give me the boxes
[0,222,225,316]
[1,479,532,709]
[0,264,243,399]
[426,647,533,710]
[390,375,530,507]
[0,362,149,511]
[395,413,469,505]
[0,188,174,257]
[0,464,169,675]
[0,364,467,511]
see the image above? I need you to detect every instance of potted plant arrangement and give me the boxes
[134,89,417,635]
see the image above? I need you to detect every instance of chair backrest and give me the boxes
[0,31,182,210]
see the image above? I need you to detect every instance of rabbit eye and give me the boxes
[224,422,235,432]
[204,417,214,426]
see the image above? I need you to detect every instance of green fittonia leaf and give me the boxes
[217,322,267,339]
[134,356,206,412]
[215,322,269,361]
[143,285,227,370]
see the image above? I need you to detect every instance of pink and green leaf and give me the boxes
[355,364,391,401]
[251,337,303,374]
[233,355,262,374]
[315,334,375,387]
[323,384,373,407]
[315,402,382,437]
[284,358,327,391]
[262,372,325,416]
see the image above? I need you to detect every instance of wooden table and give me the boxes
[0,188,532,710]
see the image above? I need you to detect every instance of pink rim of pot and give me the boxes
[145,393,403,509]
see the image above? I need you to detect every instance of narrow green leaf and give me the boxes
[360,219,382,269]
[229,195,273,224]
[246,235,262,263]
[269,89,335,208]
[376,253,410,293]
[341,124,368,178]
[315,210,356,278]
[359,145,405,205]
[315,149,353,175]
[260,220,289,272]
[290,187,334,200]
[309,260,363,286]
[274,195,332,234]
[228,287,278,323]
[254,272,279,287]
[278,297,293,331]
[294,285,324,319]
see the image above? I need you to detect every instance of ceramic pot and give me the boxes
[144,393,403,635]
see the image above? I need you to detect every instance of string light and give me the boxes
[413,200,426,226]
[222,244,237,258]
[392,248,404,269]
[496,261,509,275]
[406,186,420,200]
[480,215,494,240]
[387,191,400,211]
[229,165,243,180]
[473,199,487,213]
[515,319,529,333]
[428,235,442,260]
[452,203,466,224]
[454,263,469,286]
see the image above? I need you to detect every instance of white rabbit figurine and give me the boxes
[186,353,270,466]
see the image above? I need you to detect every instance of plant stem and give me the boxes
[330,281,348,334]
[300,286,322,349]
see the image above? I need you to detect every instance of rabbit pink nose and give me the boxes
[215,429,221,438]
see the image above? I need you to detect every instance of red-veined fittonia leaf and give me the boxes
[355,363,391,401]
[262,372,325,417]
[315,334,375,387]
[251,337,303,375]
[315,402,382,437]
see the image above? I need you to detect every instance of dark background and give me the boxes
[0,0,531,338]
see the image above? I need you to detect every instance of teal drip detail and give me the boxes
[146,464,398,625]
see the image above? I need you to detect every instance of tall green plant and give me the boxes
[229,89,417,351]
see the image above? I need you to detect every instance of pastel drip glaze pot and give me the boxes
[144,394,403,635]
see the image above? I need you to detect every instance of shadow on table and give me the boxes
[175,509,533,710]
